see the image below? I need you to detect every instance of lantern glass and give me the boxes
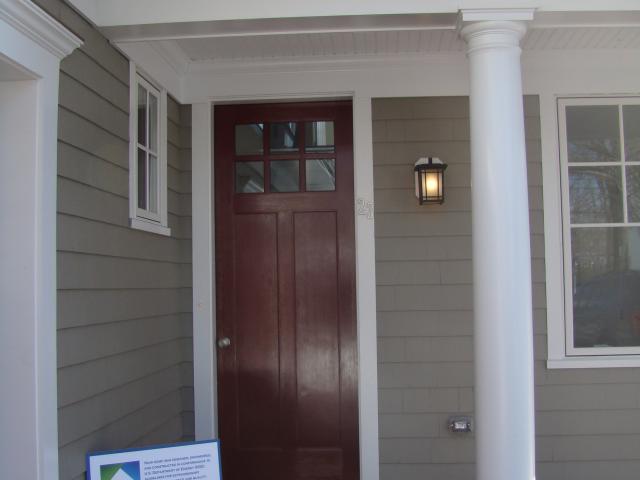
[414,158,447,205]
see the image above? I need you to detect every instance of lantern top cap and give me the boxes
[414,157,447,171]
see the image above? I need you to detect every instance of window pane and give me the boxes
[270,122,297,153]
[569,166,622,223]
[270,160,299,192]
[624,105,640,162]
[236,162,264,193]
[566,105,619,163]
[137,148,147,209]
[627,166,640,222]
[306,159,336,191]
[235,124,263,155]
[149,93,158,153]
[571,227,640,348]
[137,85,147,147]
[149,154,158,213]
[305,121,335,153]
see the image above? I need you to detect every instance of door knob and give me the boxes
[217,337,231,349]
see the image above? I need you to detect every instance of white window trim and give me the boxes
[544,94,640,369]
[129,61,171,236]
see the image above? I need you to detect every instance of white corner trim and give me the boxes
[540,93,568,368]
[191,102,216,440]
[129,217,171,236]
[353,93,380,480]
[0,0,82,58]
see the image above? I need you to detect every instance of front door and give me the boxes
[214,101,358,480]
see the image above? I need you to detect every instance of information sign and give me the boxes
[86,439,221,480]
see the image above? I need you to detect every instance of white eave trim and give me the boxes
[0,0,82,59]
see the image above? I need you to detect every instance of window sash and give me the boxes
[134,74,161,223]
[559,96,640,357]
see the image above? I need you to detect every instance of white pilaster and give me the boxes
[460,10,535,480]
[192,102,217,440]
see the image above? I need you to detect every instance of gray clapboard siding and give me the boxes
[59,390,184,479]
[58,142,129,197]
[32,0,194,477]
[58,339,192,407]
[59,72,128,140]
[59,108,129,169]
[60,49,129,112]
[374,96,640,480]
[58,364,185,445]
[58,215,190,264]
[57,314,191,368]
[58,288,192,329]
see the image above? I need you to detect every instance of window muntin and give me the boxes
[233,120,336,194]
[559,98,640,356]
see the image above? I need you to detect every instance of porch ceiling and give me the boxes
[106,10,640,72]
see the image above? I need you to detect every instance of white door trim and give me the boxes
[0,1,81,479]
[191,93,380,480]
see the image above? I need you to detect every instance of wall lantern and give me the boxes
[414,157,447,205]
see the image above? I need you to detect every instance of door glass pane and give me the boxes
[569,166,622,223]
[235,124,264,155]
[624,105,640,162]
[149,154,158,213]
[236,162,264,193]
[270,122,297,153]
[566,105,620,163]
[270,160,299,192]
[137,85,147,147]
[149,93,158,153]
[306,159,336,191]
[305,121,335,153]
[137,148,147,209]
[571,227,640,348]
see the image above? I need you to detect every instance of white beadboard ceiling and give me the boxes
[174,26,640,63]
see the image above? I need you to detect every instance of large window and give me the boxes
[558,97,640,359]
[129,63,170,236]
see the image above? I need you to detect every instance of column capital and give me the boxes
[458,9,534,53]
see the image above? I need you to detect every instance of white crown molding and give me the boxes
[0,0,82,59]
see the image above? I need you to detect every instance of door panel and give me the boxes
[234,213,279,448]
[294,212,340,447]
[215,101,358,480]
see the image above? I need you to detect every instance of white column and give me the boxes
[460,11,535,480]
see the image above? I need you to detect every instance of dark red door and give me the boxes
[214,101,358,480]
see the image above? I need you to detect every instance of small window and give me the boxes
[129,63,170,236]
[558,97,640,359]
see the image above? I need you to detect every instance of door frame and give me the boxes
[192,93,380,480]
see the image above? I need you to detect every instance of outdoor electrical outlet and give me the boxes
[448,416,473,433]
